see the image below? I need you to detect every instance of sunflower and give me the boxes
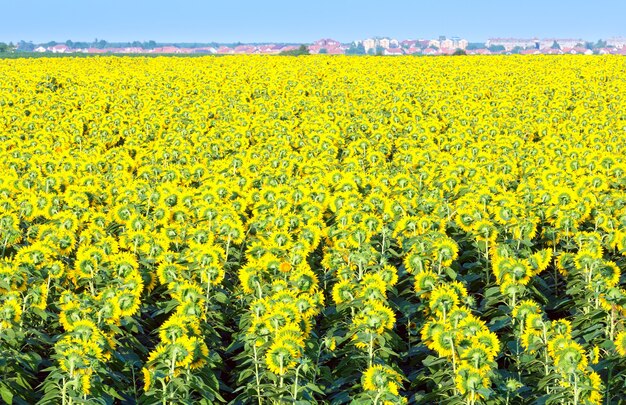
[364,299,396,334]
[265,340,298,375]
[506,258,533,285]
[332,278,356,305]
[529,249,552,274]
[499,279,526,299]
[583,371,603,405]
[512,300,541,323]
[462,344,495,373]
[73,254,97,280]
[573,249,600,271]
[432,237,459,267]
[556,252,575,275]
[14,241,54,267]
[431,328,458,357]
[361,364,403,396]
[596,260,621,287]
[110,252,139,278]
[289,266,319,294]
[142,367,153,391]
[274,323,305,349]
[294,295,319,319]
[472,330,501,358]
[404,250,430,274]
[59,301,87,331]
[377,265,399,287]
[553,341,588,374]
[98,295,123,326]
[455,208,478,233]
[171,335,198,369]
[454,364,490,399]
[615,331,626,356]
[457,315,487,339]
[551,319,572,337]
[359,273,388,301]
[447,306,472,327]
[115,290,142,317]
[0,295,22,329]
[159,314,200,344]
[46,260,66,279]
[413,270,438,295]
[247,318,272,346]
[520,328,543,353]
[428,284,459,319]
[238,264,263,295]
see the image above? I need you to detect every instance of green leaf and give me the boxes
[0,383,13,405]
[213,291,228,304]
[444,266,457,279]
[305,383,326,395]
[101,385,124,401]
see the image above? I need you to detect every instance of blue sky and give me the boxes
[2,0,624,44]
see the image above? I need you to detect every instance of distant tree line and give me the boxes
[6,37,623,55]
[279,45,310,56]
[0,42,16,53]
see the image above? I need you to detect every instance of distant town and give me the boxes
[2,36,626,55]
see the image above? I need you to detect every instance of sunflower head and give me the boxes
[265,340,298,375]
[414,270,438,295]
[431,329,458,357]
[454,364,490,398]
[362,364,403,394]
[473,330,501,358]
[512,300,541,323]
[429,284,459,318]
[553,341,588,374]
[332,278,356,305]
[615,331,626,357]
[551,319,572,337]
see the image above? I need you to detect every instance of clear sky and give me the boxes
[2,0,625,44]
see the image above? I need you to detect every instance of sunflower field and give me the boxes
[1,55,626,404]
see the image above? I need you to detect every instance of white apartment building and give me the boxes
[486,38,539,51]
[607,37,626,48]
[538,38,582,49]
[431,37,468,50]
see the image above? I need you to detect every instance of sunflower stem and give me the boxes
[448,336,458,396]
[61,377,67,405]
[252,343,262,405]
[279,356,284,389]
[204,274,212,314]
[373,390,382,405]
[573,372,580,405]
[542,324,550,393]
[161,378,168,405]
[368,333,374,368]
[292,362,303,400]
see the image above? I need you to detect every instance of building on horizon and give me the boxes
[486,38,539,50]
[359,37,399,53]
[428,36,468,50]
[607,37,626,48]
[487,38,584,51]
[537,38,583,49]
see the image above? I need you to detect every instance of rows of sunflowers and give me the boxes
[1,55,626,404]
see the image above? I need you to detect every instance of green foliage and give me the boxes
[280,45,310,56]
[346,43,366,55]
[488,45,506,53]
